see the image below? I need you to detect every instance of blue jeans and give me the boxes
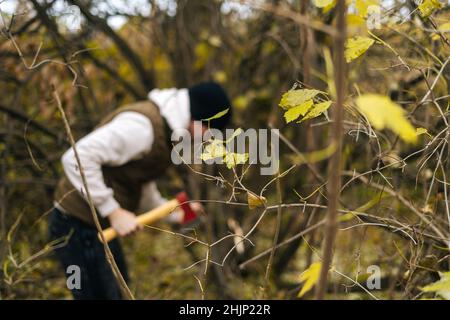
[49,208,129,300]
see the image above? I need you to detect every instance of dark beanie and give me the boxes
[188,81,232,129]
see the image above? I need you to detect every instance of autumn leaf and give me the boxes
[341,192,390,222]
[416,127,428,136]
[347,14,367,36]
[345,36,375,63]
[418,0,443,18]
[194,42,212,70]
[300,101,332,122]
[339,212,357,222]
[224,152,249,169]
[202,108,229,121]
[347,14,366,27]
[226,128,243,142]
[247,192,267,209]
[323,48,336,99]
[438,22,450,32]
[200,140,227,161]
[313,0,334,8]
[233,95,249,110]
[416,127,432,138]
[323,0,337,12]
[432,22,450,40]
[421,271,450,299]
[298,262,322,298]
[284,100,314,123]
[279,89,322,110]
[355,94,417,144]
[355,0,379,17]
[213,70,227,83]
[289,143,336,165]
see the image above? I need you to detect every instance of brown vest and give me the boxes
[54,101,171,225]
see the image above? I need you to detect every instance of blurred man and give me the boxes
[50,82,232,299]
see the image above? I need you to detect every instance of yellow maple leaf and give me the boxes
[355,94,417,144]
[298,262,322,298]
[418,0,443,18]
[300,101,332,122]
[284,100,314,123]
[345,36,375,62]
[279,89,322,110]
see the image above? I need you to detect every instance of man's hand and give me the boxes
[107,208,143,237]
[169,201,204,224]
[190,201,204,215]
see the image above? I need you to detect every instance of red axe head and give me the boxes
[176,192,198,224]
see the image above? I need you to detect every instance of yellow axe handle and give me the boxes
[100,198,179,243]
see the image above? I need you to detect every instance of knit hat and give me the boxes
[188,82,232,129]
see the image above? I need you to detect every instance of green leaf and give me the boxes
[279,89,322,110]
[355,94,417,144]
[284,100,314,123]
[203,108,229,121]
[418,0,443,18]
[345,36,375,63]
[300,101,332,122]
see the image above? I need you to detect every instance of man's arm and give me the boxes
[62,111,153,219]
[137,182,167,212]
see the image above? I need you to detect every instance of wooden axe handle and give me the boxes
[100,198,179,243]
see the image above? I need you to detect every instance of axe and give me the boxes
[99,192,197,243]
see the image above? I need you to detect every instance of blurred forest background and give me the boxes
[1,0,450,300]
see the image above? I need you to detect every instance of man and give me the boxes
[50,82,232,299]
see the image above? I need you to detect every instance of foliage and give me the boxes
[355,94,417,143]
[345,36,375,63]
[421,271,450,299]
[418,0,443,18]
[279,89,331,123]
[298,262,323,298]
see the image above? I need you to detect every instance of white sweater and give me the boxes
[61,88,190,218]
